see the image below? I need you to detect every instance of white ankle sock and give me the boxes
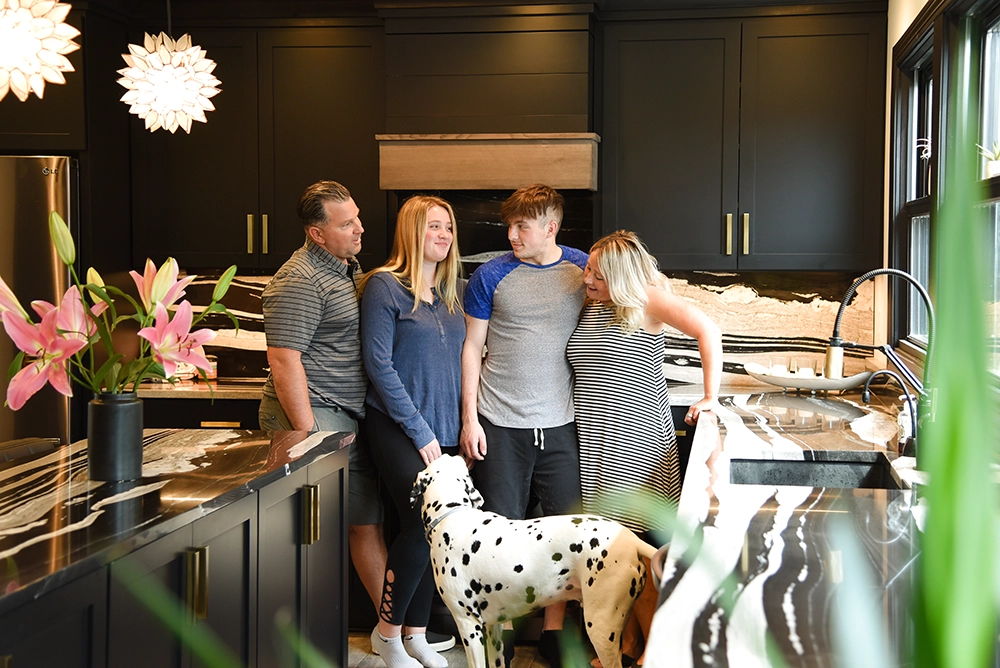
[403,633,449,668]
[372,630,422,668]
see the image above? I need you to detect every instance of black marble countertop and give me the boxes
[648,387,920,667]
[0,428,353,616]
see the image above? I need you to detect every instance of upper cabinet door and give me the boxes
[603,20,742,270]
[738,14,886,271]
[257,28,385,272]
[131,30,259,271]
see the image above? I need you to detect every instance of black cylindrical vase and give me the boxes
[87,392,144,482]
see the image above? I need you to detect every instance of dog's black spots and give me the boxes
[536,534,544,541]
[514,564,524,573]
[587,558,594,569]
[471,540,481,553]
[470,579,483,593]
[590,537,601,548]
[443,533,451,545]
[559,568,569,575]
[451,567,457,577]
[496,582,503,590]
[446,501,461,508]
[463,554,471,565]
[465,589,473,598]
[483,518,493,525]
[602,549,609,557]
[586,621,593,628]
[484,584,492,593]
[494,659,502,668]
[596,560,605,571]
[588,576,595,587]
[525,586,536,604]
[569,542,583,553]
[480,599,489,611]
[630,578,639,597]
[609,631,616,642]
[565,584,574,590]
[572,517,584,524]
[551,552,563,561]
[495,537,503,546]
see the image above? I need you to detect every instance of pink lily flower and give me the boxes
[31,287,109,343]
[137,301,215,377]
[130,258,196,313]
[0,275,28,319]
[2,309,86,410]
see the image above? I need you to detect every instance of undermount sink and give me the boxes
[730,451,902,490]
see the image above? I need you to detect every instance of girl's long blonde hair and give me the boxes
[359,195,463,313]
[591,230,667,334]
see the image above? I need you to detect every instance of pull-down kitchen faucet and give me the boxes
[824,268,935,455]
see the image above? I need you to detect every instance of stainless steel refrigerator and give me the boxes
[0,155,76,445]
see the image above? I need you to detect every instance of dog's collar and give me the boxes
[426,506,469,534]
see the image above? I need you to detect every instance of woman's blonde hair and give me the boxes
[590,230,667,334]
[359,195,463,313]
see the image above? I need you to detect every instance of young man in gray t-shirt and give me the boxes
[461,184,587,667]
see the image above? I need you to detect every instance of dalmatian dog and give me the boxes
[410,454,659,668]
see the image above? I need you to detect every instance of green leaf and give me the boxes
[213,265,238,302]
[48,211,75,266]
[93,354,125,390]
[6,351,24,382]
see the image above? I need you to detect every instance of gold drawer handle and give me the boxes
[247,214,254,254]
[725,213,733,256]
[742,213,750,255]
[185,546,209,621]
[262,214,269,254]
[301,484,320,545]
[200,421,241,428]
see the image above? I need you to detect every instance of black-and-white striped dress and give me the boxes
[567,300,681,534]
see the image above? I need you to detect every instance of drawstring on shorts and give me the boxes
[533,427,545,450]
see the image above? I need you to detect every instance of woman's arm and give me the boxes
[645,284,723,425]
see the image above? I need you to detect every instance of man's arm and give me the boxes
[460,315,490,461]
[267,346,314,431]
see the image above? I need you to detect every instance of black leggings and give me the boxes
[366,406,458,627]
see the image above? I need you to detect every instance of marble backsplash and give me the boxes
[188,268,873,385]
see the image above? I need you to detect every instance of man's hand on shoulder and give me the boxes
[460,419,488,461]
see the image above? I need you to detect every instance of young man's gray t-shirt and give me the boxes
[463,246,588,428]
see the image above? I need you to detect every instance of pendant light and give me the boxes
[116,0,220,134]
[0,0,81,102]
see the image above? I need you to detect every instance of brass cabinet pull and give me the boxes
[0,655,11,668]
[725,213,733,255]
[246,214,254,254]
[301,485,320,545]
[676,429,687,437]
[185,546,209,621]
[742,213,750,255]
[200,421,240,428]
[262,214,269,255]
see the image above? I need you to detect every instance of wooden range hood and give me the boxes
[376,133,600,191]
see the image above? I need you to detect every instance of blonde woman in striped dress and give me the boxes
[566,230,722,666]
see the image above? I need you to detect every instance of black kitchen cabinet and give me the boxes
[0,568,107,668]
[132,27,386,273]
[108,494,257,667]
[143,396,261,430]
[603,13,885,271]
[258,447,349,667]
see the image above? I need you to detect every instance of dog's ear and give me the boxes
[410,470,431,509]
[463,475,484,509]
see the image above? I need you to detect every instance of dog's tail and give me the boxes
[637,539,660,562]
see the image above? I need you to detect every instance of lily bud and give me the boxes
[149,258,179,308]
[49,211,75,266]
[213,265,237,302]
[86,267,105,303]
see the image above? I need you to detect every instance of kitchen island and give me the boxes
[649,387,919,667]
[0,428,352,668]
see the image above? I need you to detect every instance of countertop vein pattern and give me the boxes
[0,428,352,616]
[648,389,918,668]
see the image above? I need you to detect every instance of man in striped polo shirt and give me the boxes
[258,180,388,630]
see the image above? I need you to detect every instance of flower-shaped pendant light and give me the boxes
[0,0,80,102]
[117,32,221,134]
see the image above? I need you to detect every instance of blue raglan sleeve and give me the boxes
[360,274,436,449]
[463,265,495,321]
